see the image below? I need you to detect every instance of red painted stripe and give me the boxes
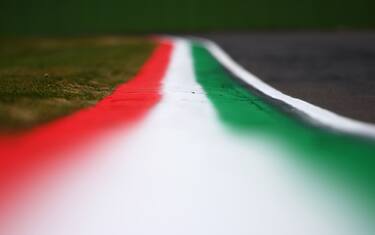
[0,40,172,214]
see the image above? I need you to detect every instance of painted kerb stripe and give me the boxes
[191,42,375,213]
[193,38,375,139]
[0,40,173,218]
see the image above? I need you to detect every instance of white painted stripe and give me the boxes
[3,40,371,235]
[198,38,375,139]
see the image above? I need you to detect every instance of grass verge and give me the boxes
[0,37,154,133]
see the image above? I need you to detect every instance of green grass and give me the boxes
[0,0,374,36]
[0,37,154,133]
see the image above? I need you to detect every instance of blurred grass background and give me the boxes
[0,0,374,36]
[0,37,154,131]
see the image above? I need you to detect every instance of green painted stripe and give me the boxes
[191,42,375,213]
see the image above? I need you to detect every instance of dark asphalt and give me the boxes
[202,32,375,124]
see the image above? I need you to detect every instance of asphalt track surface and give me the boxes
[201,32,375,124]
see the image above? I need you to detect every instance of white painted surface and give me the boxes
[200,39,375,139]
[4,40,371,235]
